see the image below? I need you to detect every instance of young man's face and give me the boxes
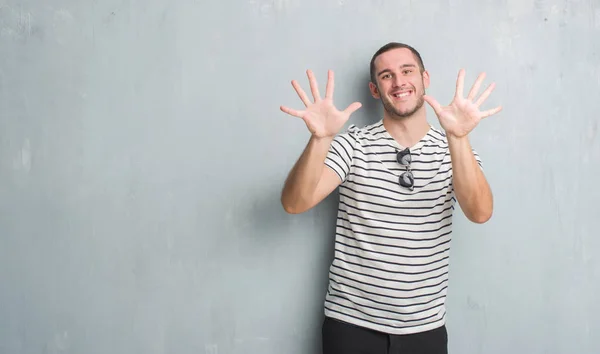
[369,48,430,119]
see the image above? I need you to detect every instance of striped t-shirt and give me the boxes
[323,119,482,335]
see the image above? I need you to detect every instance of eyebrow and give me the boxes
[377,64,417,77]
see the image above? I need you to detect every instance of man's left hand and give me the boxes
[423,69,502,138]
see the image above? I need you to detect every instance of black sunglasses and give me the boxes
[396,148,414,190]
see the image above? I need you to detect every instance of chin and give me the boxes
[394,100,424,118]
[391,105,419,118]
[381,96,423,119]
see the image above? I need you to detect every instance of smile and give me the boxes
[392,90,413,99]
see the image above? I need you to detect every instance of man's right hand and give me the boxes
[280,69,362,139]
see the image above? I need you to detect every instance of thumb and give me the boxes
[423,95,442,114]
[343,102,362,115]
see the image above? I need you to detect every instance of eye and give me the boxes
[403,69,412,75]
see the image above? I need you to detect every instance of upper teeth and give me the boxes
[395,92,410,98]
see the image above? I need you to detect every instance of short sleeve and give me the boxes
[472,148,483,170]
[324,127,358,182]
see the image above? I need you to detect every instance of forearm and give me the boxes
[281,135,333,213]
[447,135,493,223]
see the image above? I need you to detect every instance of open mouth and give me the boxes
[392,90,413,99]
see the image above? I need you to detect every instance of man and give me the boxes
[279,42,502,354]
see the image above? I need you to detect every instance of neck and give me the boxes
[382,106,431,148]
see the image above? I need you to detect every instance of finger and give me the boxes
[475,82,496,107]
[307,69,322,102]
[467,72,486,101]
[280,105,305,118]
[291,80,311,107]
[423,95,442,114]
[343,102,362,115]
[325,70,334,99]
[480,105,503,118]
[454,69,465,100]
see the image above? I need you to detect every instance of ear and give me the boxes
[422,70,430,89]
[369,81,380,99]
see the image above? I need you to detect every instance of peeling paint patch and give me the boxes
[205,344,219,354]
[53,9,73,22]
[13,138,32,173]
[507,0,534,18]
[247,0,299,16]
[493,21,520,57]
[46,331,70,353]
[0,5,32,38]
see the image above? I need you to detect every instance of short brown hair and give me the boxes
[369,42,425,85]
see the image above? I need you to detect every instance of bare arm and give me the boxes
[279,69,361,214]
[281,136,341,214]
[424,69,502,224]
[447,135,493,223]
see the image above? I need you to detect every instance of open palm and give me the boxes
[280,69,362,138]
[424,69,502,138]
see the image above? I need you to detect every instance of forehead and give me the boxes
[374,48,419,71]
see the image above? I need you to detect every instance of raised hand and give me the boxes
[423,69,502,138]
[280,69,362,139]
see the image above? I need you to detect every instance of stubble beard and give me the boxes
[379,82,426,120]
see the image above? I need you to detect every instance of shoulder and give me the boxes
[421,126,450,152]
[421,126,484,166]
[335,120,392,145]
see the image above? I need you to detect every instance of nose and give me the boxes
[392,75,407,88]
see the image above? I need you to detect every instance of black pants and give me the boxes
[322,316,448,354]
